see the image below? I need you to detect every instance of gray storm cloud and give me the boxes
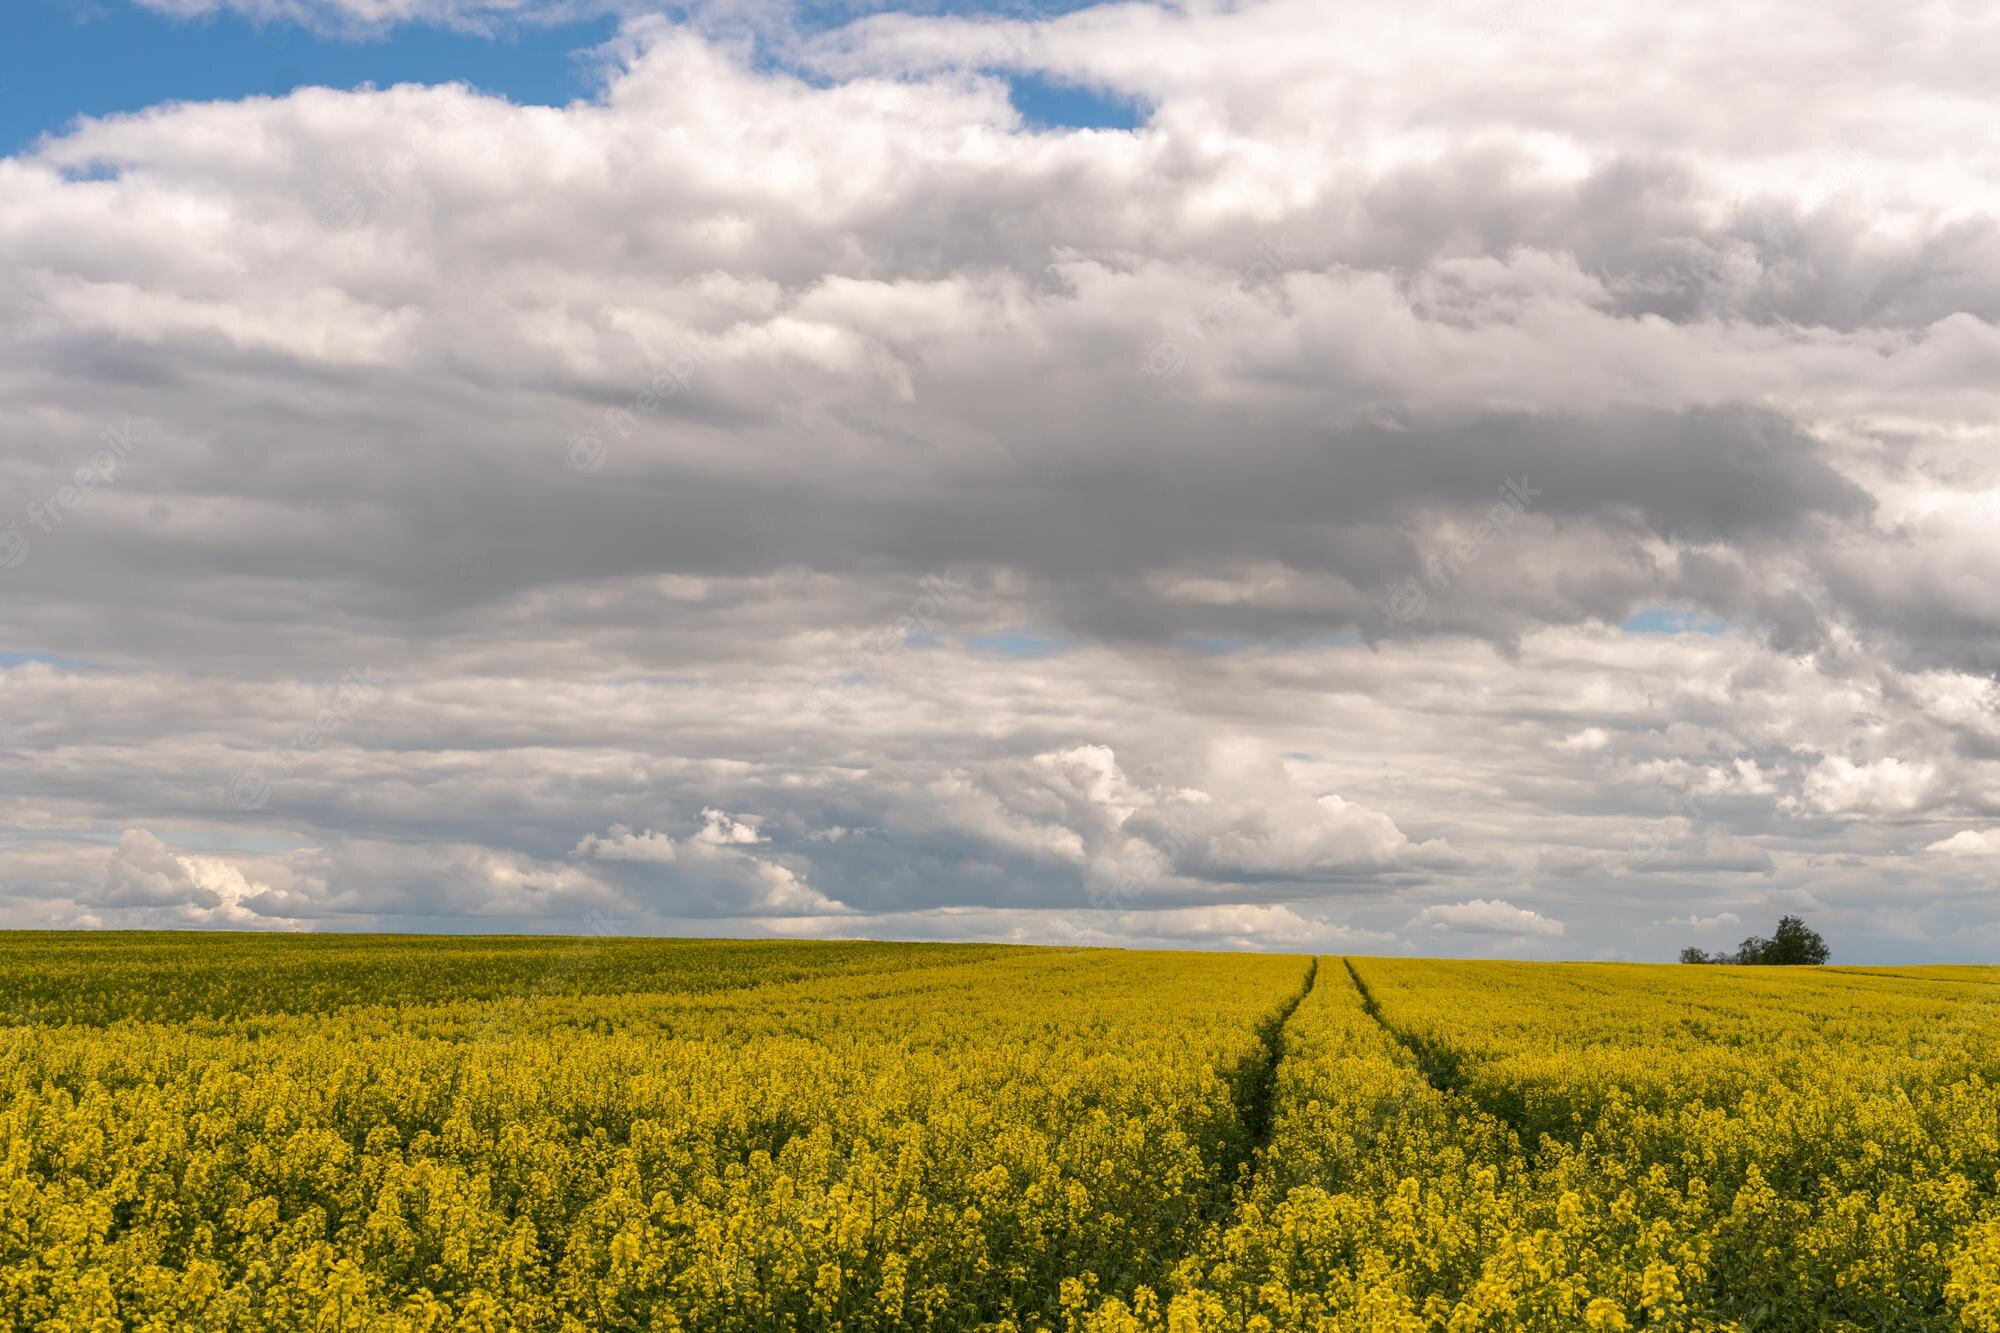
[4,0,1999,959]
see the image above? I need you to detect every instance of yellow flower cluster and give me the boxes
[1084,957,2000,1331]
[0,936,1308,1329]
[7,936,2000,1329]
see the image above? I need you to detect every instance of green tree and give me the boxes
[1679,917,1828,965]
[1732,934,1772,965]
[1763,914,1831,965]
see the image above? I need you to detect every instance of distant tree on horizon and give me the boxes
[1679,915,1828,965]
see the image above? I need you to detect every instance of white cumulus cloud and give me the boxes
[1409,899,1566,938]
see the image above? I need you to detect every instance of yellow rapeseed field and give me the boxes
[2,935,1998,1330]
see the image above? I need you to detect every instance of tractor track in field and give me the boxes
[1342,957,1462,1091]
[1241,956,1318,1151]
[1341,958,1536,1139]
[1121,956,1321,1307]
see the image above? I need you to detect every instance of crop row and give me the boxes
[0,942,1309,1330]
[11,939,2000,1330]
[1087,958,2000,1330]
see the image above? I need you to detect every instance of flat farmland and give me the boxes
[2,937,1999,1330]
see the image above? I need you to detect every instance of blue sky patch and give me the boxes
[154,829,321,854]
[1006,71,1145,131]
[3,0,615,156]
[965,627,1071,658]
[0,651,94,670]
[3,1,1150,158]
[1172,629,1364,656]
[37,826,318,854]
[1174,633,1253,655]
[1622,608,1731,635]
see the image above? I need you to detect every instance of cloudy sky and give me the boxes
[3,0,1998,960]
